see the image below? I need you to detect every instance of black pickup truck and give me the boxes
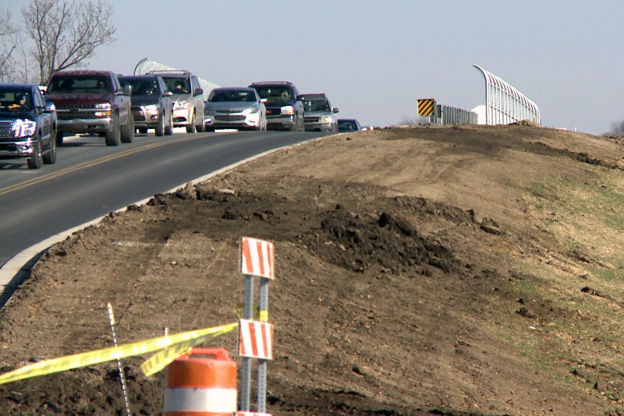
[45,70,133,146]
[0,83,57,169]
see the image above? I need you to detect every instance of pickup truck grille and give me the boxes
[305,116,320,122]
[56,104,99,119]
[266,108,281,116]
[55,104,96,110]
[0,121,12,137]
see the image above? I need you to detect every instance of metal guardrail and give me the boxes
[417,98,477,126]
[439,105,478,125]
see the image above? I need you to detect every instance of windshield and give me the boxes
[48,76,110,94]
[303,99,329,113]
[0,90,33,112]
[338,120,357,131]
[162,77,190,94]
[209,89,256,103]
[253,86,294,103]
[120,78,159,96]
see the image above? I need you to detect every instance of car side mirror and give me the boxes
[164,90,173,97]
[44,102,56,113]
[333,107,339,113]
[194,88,203,96]
[260,98,267,103]
[123,84,132,96]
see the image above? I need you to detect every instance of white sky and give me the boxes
[4,0,624,134]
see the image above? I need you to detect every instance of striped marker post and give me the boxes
[239,237,275,414]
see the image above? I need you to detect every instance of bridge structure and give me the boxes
[473,64,540,126]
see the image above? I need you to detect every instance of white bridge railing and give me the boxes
[473,64,540,125]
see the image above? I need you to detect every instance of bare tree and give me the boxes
[608,120,624,136]
[21,0,116,85]
[0,10,20,82]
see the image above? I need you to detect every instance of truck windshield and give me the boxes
[162,77,190,94]
[303,100,329,112]
[254,86,294,103]
[0,90,33,112]
[48,76,110,94]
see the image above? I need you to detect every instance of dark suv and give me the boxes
[45,70,133,146]
[119,74,173,136]
[0,83,57,169]
[248,81,304,131]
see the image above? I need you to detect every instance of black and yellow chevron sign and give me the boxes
[418,98,435,116]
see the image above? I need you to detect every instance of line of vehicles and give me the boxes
[0,68,362,169]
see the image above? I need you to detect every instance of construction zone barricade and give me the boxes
[164,348,237,416]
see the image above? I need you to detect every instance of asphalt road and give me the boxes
[0,129,326,287]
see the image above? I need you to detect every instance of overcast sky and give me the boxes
[4,0,624,135]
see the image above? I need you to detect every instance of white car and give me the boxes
[204,87,267,132]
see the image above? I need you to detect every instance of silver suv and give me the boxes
[148,70,205,133]
[301,93,339,132]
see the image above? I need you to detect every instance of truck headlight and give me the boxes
[94,102,112,117]
[321,115,333,123]
[280,105,295,116]
[12,119,37,138]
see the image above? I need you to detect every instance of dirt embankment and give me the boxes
[2,124,624,415]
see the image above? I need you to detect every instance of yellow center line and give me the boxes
[0,135,203,196]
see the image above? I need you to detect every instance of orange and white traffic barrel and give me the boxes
[164,348,237,416]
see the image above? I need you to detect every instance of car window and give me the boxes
[338,120,358,131]
[162,77,191,94]
[48,76,109,94]
[33,89,44,107]
[0,90,33,111]
[254,86,294,103]
[210,90,256,102]
[121,79,158,96]
[303,100,329,112]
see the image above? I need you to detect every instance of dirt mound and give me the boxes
[2,125,624,415]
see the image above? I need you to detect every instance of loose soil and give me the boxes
[2,124,624,415]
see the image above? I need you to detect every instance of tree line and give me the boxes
[0,0,116,86]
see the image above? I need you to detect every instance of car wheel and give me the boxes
[56,131,64,146]
[43,133,57,164]
[196,113,205,132]
[186,112,196,133]
[27,135,43,169]
[165,112,173,135]
[105,115,121,146]
[155,113,165,136]
[121,115,134,143]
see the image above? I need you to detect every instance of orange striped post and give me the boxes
[241,237,274,279]
[164,348,237,416]
[239,237,275,414]
[239,320,274,360]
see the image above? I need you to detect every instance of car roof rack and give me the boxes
[147,69,190,75]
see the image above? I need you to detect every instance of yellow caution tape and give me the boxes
[259,310,269,322]
[0,322,238,385]
[141,324,237,376]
